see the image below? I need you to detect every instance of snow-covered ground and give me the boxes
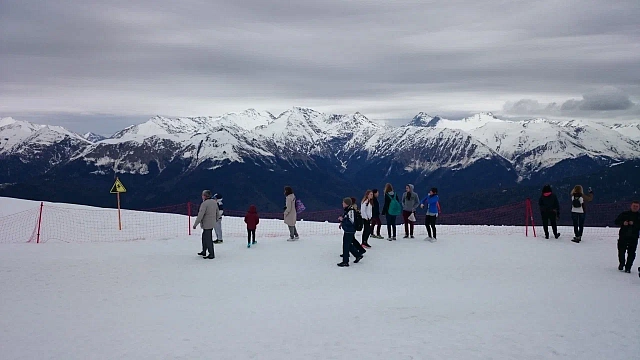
[1,198,639,360]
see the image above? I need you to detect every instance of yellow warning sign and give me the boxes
[110,178,127,193]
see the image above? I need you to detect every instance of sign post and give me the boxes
[110,177,127,230]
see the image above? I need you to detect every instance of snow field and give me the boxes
[1,199,639,359]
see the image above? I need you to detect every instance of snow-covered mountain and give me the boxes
[609,123,640,140]
[83,132,106,143]
[1,108,639,212]
[421,112,506,131]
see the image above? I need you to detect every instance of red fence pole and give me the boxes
[530,201,537,237]
[36,202,44,244]
[187,202,192,236]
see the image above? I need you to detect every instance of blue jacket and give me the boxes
[420,194,440,214]
[341,207,356,234]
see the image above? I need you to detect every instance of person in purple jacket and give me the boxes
[420,187,441,241]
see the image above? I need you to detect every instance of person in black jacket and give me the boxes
[370,189,383,239]
[614,201,640,273]
[538,184,561,239]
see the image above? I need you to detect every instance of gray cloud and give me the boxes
[1,0,640,134]
[503,87,640,120]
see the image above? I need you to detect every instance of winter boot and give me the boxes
[354,255,363,263]
[554,233,561,239]
[198,251,206,256]
[337,262,349,267]
[619,264,625,271]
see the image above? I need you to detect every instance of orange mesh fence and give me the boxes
[0,199,626,244]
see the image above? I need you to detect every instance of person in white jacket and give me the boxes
[360,190,374,248]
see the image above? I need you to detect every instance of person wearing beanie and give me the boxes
[192,189,220,259]
[539,184,561,239]
[337,197,362,267]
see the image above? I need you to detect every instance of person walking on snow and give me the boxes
[337,197,363,267]
[340,198,367,259]
[570,185,586,243]
[402,184,420,238]
[420,187,441,241]
[539,184,561,239]
[212,193,224,244]
[370,189,383,239]
[614,201,640,273]
[284,186,299,240]
[193,190,220,259]
[381,183,401,240]
[361,190,374,248]
[244,205,259,248]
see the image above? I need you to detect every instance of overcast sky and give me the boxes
[1,0,639,135]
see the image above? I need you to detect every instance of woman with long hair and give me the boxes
[570,185,586,243]
[381,183,401,240]
[361,190,373,248]
[283,186,299,241]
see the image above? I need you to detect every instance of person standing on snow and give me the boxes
[381,183,401,241]
[401,184,420,238]
[370,189,383,239]
[193,190,219,259]
[420,187,441,241]
[538,184,561,239]
[614,201,640,273]
[244,204,259,248]
[360,190,374,248]
[570,185,586,243]
[284,186,299,241]
[212,193,224,244]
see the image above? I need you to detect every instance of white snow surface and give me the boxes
[1,197,639,360]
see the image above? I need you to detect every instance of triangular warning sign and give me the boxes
[110,178,127,193]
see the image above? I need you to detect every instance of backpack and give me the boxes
[572,196,582,208]
[295,199,306,214]
[353,208,364,231]
[388,194,402,216]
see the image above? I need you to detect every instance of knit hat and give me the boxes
[431,187,438,194]
[343,197,353,206]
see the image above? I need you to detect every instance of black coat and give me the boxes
[614,210,640,239]
[372,197,380,218]
[539,192,560,215]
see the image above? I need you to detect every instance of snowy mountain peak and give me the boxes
[83,132,107,143]
[407,113,442,127]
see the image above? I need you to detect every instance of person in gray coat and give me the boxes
[284,186,299,240]
[402,184,420,238]
[193,190,220,259]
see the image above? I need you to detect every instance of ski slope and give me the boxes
[1,198,639,360]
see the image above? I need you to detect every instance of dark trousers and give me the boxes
[247,229,256,243]
[342,233,354,264]
[541,211,558,237]
[362,220,371,244]
[618,237,638,270]
[425,215,437,238]
[402,211,415,236]
[571,212,585,237]
[370,217,382,236]
[402,210,415,236]
[202,229,214,257]
[386,215,397,238]
[351,235,365,255]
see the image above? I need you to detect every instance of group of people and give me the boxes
[337,183,441,267]
[538,184,640,274]
[191,183,640,277]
